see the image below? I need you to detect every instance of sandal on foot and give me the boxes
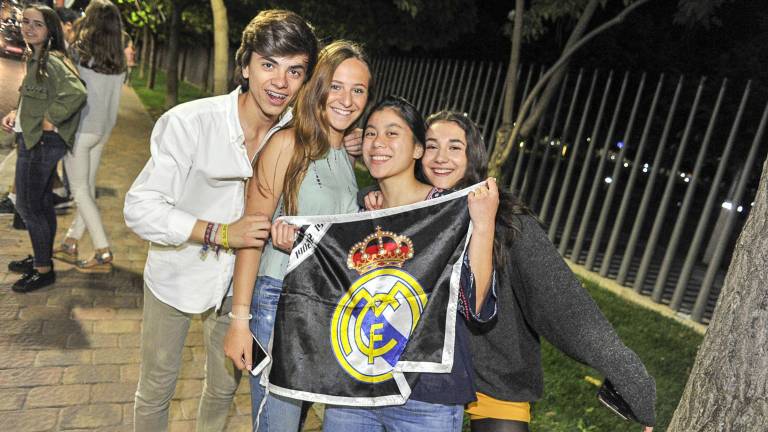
[53,241,78,264]
[76,250,113,274]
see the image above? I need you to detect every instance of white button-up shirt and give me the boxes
[124,88,292,313]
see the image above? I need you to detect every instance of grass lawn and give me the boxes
[128,68,210,119]
[129,77,702,432]
[528,278,702,431]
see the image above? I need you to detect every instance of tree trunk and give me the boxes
[165,4,183,110]
[501,0,525,125]
[667,154,768,430]
[210,0,229,95]
[488,0,652,177]
[519,0,599,138]
[139,25,150,80]
[179,48,187,82]
[202,45,211,93]
[494,0,525,155]
[147,33,158,89]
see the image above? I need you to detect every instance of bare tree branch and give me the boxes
[489,0,654,177]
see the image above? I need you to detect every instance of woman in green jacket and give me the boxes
[1,3,86,293]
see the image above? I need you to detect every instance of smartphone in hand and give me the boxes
[250,333,270,376]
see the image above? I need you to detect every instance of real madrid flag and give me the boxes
[264,186,474,406]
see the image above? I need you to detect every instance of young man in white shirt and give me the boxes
[124,10,318,431]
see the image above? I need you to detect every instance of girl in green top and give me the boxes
[1,3,86,293]
[224,40,372,431]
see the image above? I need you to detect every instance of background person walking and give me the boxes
[53,0,126,273]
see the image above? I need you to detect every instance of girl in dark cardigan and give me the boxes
[424,112,655,432]
[365,111,655,431]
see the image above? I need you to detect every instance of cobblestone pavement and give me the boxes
[0,87,329,431]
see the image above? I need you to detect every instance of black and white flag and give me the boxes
[263,186,475,406]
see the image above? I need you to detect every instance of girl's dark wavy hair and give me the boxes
[424,111,532,269]
[72,0,126,74]
[23,3,69,82]
[364,95,426,179]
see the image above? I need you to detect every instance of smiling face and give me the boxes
[423,120,469,189]
[242,53,309,120]
[363,108,424,180]
[21,8,49,51]
[325,58,370,136]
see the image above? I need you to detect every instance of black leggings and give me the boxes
[471,418,531,432]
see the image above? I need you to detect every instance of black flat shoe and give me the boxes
[12,269,56,293]
[12,211,25,230]
[0,196,14,214]
[8,255,34,273]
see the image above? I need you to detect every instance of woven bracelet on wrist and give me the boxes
[204,222,214,245]
[221,224,230,249]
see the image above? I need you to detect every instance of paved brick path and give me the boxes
[0,87,324,431]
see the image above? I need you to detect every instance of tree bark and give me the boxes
[667,154,768,430]
[147,33,157,89]
[202,45,211,93]
[518,0,600,139]
[210,0,229,95]
[501,0,525,126]
[139,25,150,80]
[165,4,183,110]
[179,48,187,82]
[494,0,525,156]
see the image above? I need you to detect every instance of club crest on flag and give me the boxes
[331,227,427,383]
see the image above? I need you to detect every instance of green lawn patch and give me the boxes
[128,68,210,120]
[528,277,701,431]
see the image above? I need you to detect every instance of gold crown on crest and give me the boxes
[347,226,414,275]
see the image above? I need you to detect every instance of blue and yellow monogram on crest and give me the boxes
[330,227,427,383]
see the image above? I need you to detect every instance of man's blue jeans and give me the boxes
[323,399,464,431]
[249,275,302,431]
[15,132,67,268]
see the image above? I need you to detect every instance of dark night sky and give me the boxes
[394,0,766,84]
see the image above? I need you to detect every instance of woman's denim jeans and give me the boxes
[323,399,464,432]
[15,132,67,268]
[249,275,302,431]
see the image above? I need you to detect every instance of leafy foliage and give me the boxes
[115,0,167,31]
[674,0,736,28]
[507,0,610,42]
[262,0,478,52]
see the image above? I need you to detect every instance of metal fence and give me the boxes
[370,56,768,324]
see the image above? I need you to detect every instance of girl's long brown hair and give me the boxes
[273,40,372,215]
[73,0,126,74]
